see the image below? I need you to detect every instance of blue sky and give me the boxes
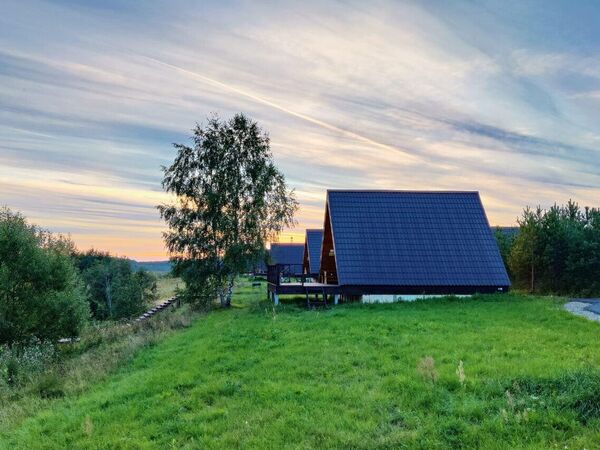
[1,0,599,259]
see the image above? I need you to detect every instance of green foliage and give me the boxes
[0,208,89,345]
[74,251,157,320]
[1,284,599,448]
[493,227,517,278]
[0,339,55,387]
[159,113,297,308]
[508,200,600,295]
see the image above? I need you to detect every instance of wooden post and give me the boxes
[334,294,339,305]
[274,293,279,306]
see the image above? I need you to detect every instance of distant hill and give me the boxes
[129,260,172,274]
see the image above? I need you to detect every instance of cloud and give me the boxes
[1,0,599,259]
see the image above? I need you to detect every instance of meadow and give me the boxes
[1,280,599,449]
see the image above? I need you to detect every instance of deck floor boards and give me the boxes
[267,282,340,295]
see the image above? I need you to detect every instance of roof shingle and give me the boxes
[269,243,304,267]
[327,190,510,287]
[305,229,323,275]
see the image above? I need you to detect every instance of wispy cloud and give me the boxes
[1,0,599,259]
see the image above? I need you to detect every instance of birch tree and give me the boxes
[159,114,297,308]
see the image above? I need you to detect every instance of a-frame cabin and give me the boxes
[302,229,324,278]
[319,190,510,299]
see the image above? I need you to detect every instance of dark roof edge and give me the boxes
[325,198,342,285]
[326,189,480,194]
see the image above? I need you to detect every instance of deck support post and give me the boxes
[334,294,339,305]
[273,293,279,306]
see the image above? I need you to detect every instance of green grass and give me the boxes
[1,281,599,449]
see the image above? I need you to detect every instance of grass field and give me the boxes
[1,280,599,449]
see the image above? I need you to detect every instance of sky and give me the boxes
[1,0,600,260]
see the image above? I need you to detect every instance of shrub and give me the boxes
[172,260,221,310]
[0,339,56,387]
[0,208,89,345]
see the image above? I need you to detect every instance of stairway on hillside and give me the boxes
[134,296,179,322]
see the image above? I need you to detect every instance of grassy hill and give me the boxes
[1,282,599,448]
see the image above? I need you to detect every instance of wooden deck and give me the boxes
[267,282,341,295]
[266,263,341,306]
[267,282,341,307]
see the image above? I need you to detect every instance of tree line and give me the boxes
[0,208,157,345]
[495,200,600,296]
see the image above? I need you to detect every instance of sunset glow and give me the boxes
[2,1,600,260]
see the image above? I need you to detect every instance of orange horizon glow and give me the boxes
[2,2,599,261]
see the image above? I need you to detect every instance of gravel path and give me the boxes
[564,300,600,323]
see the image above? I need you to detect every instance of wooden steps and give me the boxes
[134,296,179,323]
[305,288,328,309]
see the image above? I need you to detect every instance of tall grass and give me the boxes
[0,303,198,429]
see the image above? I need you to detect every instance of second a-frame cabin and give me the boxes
[269,243,305,277]
[319,190,510,298]
[303,229,323,278]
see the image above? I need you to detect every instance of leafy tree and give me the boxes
[509,201,600,295]
[509,207,544,292]
[75,252,157,320]
[159,114,297,308]
[0,208,89,344]
[566,208,600,295]
[493,227,518,277]
[74,248,112,272]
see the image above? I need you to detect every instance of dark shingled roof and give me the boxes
[251,258,267,275]
[305,229,324,275]
[326,190,510,288]
[269,243,304,266]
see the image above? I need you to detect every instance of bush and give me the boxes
[0,339,56,387]
[171,259,221,310]
[74,251,157,320]
[0,208,89,345]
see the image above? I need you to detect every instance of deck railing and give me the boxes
[267,264,307,286]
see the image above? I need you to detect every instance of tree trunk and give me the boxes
[105,274,113,317]
[530,263,535,293]
[221,275,235,308]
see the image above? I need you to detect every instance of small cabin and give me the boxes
[268,243,304,277]
[302,229,323,278]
